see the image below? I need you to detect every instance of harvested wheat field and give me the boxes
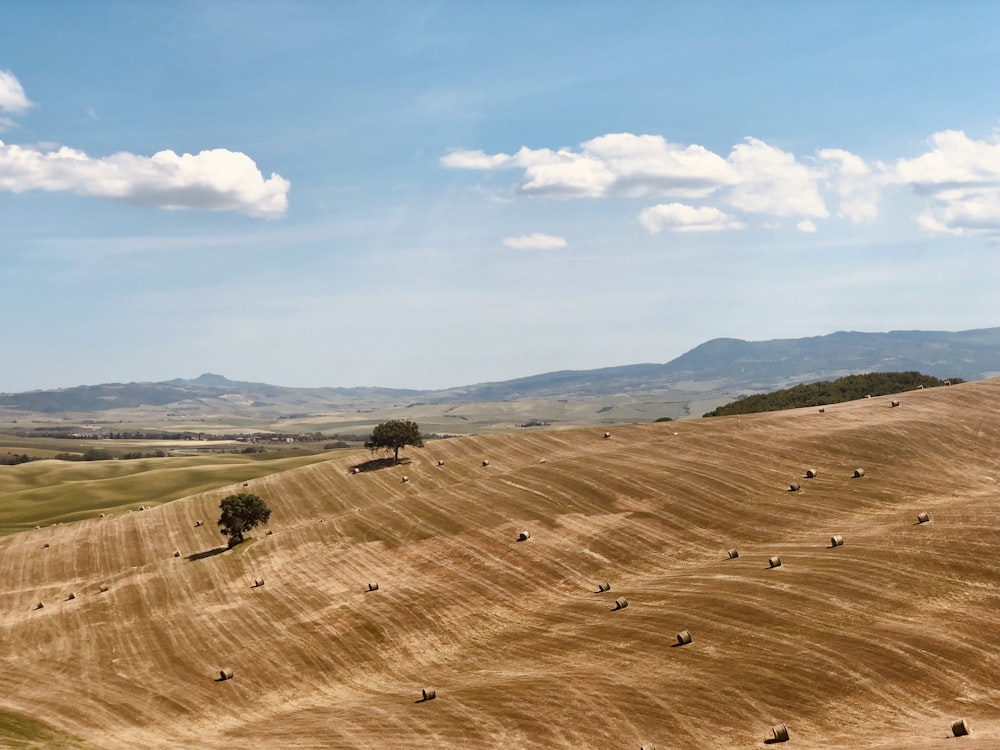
[2,380,1000,749]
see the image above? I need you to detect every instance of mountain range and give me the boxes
[2,327,999,420]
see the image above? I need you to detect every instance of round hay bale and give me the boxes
[805,468,818,478]
[640,745,658,750]
[768,555,782,569]
[891,400,900,407]
[864,394,872,399]
[100,513,105,518]
[788,482,801,492]
[917,511,930,524]
[539,458,547,463]
[853,468,865,478]
[917,384,924,389]
[612,597,628,610]
[818,407,825,413]
[596,581,611,593]
[517,530,531,541]
[173,549,181,558]
[243,481,249,487]
[367,582,379,592]
[42,543,49,549]
[401,476,409,483]
[351,467,361,474]
[676,629,693,645]
[421,687,436,701]
[951,718,970,737]
[253,578,265,588]
[436,460,445,466]
[194,520,203,527]
[944,380,952,386]
[830,534,844,547]
[99,584,110,593]
[33,601,44,611]
[265,529,273,536]
[66,592,75,601]
[603,432,611,439]
[219,668,234,681]
[139,505,146,511]
[726,547,739,559]
[482,459,490,466]
[771,723,789,742]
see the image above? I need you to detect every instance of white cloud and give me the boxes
[0,70,32,114]
[817,148,879,222]
[797,219,817,233]
[502,233,568,249]
[443,133,736,199]
[894,130,1000,238]
[725,137,828,218]
[639,202,745,233]
[0,141,290,218]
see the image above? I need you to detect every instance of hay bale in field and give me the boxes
[366,582,379,592]
[891,400,900,407]
[99,584,109,593]
[788,482,801,492]
[436,460,445,466]
[401,475,409,483]
[139,505,146,511]
[218,668,234,681]
[595,581,611,593]
[830,535,844,547]
[917,511,930,524]
[194,520,203,527]
[612,597,628,611]
[768,556,782,569]
[33,601,44,611]
[603,432,611,439]
[173,550,181,557]
[676,629,693,645]
[243,482,249,487]
[252,578,265,588]
[944,380,952,386]
[100,513,105,518]
[265,529,273,536]
[818,407,825,413]
[804,468,818,478]
[951,718,970,737]
[482,459,490,466]
[917,384,924,390]
[351,467,361,475]
[539,458,547,463]
[65,592,75,601]
[42,543,49,549]
[726,547,739,559]
[853,468,865,478]
[864,394,872,399]
[421,687,436,701]
[517,530,531,541]
[640,745,657,750]
[770,723,789,742]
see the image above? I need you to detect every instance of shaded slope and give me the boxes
[1,382,999,748]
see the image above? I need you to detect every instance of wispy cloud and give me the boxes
[502,233,567,249]
[639,203,744,233]
[0,70,32,114]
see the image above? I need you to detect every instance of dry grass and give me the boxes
[1,380,1000,748]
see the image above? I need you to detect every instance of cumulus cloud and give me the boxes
[894,130,1000,238]
[444,133,736,199]
[502,233,567,249]
[639,203,745,233]
[0,141,290,218]
[444,132,842,227]
[797,219,817,233]
[725,138,828,218]
[817,148,880,222]
[0,70,32,114]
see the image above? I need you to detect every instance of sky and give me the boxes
[3,1,1000,392]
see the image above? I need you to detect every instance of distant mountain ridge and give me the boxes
[2,327,999,414]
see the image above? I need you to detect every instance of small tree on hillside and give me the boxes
[365,419,424,463]
[218,492,272,548]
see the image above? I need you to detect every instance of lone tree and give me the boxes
[365,419,424,463]
[218,492,271,548]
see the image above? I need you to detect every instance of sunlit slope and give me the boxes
[1,381,999,749]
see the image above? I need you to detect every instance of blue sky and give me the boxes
[3,1,1000,392]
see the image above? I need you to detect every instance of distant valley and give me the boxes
[2,327,999,435]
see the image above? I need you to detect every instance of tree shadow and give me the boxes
[350,457,411,474]
[186,546,227,562]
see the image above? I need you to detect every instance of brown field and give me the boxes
[1,380,999,748]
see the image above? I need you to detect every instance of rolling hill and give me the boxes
[1,380,999,748]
